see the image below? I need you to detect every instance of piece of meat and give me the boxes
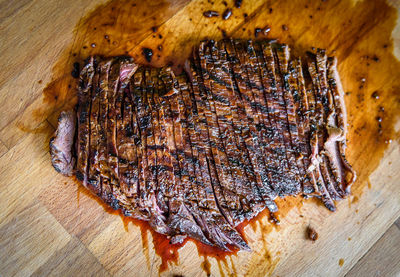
[51,39,355,251]
[226,39,280,211]
[50,110,76,176]
[76,56,96,187]
[306,226,318,242]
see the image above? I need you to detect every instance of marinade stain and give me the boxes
[34,0,400,275]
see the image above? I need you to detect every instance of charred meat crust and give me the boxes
[52,41,355,251]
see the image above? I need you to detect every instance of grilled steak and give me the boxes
[50,39,356,251]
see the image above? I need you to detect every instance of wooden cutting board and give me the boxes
[1,0,400,276]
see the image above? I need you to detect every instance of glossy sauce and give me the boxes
[37,0,400,275]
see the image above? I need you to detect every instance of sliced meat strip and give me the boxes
[158,67,188,241]
[106,59,123,192]
[145,67,170,235]
[188,56,250,250]
[100,59,122,207]
[152,77,173,216]
[167,72,211,245]
[118,75,138,200]
[179,73,228,249]
[87,61,102,195]
[76,56,95,188]
[290,57,316,196]
[192,45,235,226]
[306,53,336,211]
[314,50,344,200]
[270,44,303,195]
[199,41,251,223]
[213,40,267,217]
[115,62,142,218]
[326,56,356,195]
[303,76,323,196]
[96,59,114,205]
[245,40,292,199]
[256,41,297,196]
[113,59,138,210]
[307,52,342,202]
[118,82,143,218]
[224,39,278,211]
[131,67,151,217]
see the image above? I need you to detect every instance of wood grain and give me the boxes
[0,0,399,276]
[345,224,400,277]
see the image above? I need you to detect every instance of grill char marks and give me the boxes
[190,52,250,250]
[219,40,268,216]
[198,41,250,224]
[52,40,355,251]
[211,40,266,219]
[288,57,315,196]
[76,56,95,187]
[255,41,294,197]
[174,74,212,246]
[225,40,280,210]
[273,45,307,195]
[179,72,237,250]
[132,67,151,218]
[164,69,210,245]
[87,60,104,195]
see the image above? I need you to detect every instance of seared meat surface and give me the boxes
[50,39,356,250]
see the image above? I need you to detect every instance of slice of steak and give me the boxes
[273,45,307,195]
[118,83,143,218]
[211,40,266,218]
[132,67,152,218]
[152,77,173,216]
[113,59,139,212]
[98,59,121,206]
[306,53,336,211]
[288,57,316,196]
[243,40,289,200]
[312,50,344,200]
[198,41,250,224]
[326,57,356,195]
[191,48,235,226]
[50,110,76,176]
[87,60,106,195]
[167,71,211,245]
[144,67,171,235]
[188,56,249,250]
[76,56,96,187]
[106,59,122,191]
[224,39,278,212]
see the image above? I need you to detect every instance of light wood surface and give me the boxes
[1,0,400,276]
